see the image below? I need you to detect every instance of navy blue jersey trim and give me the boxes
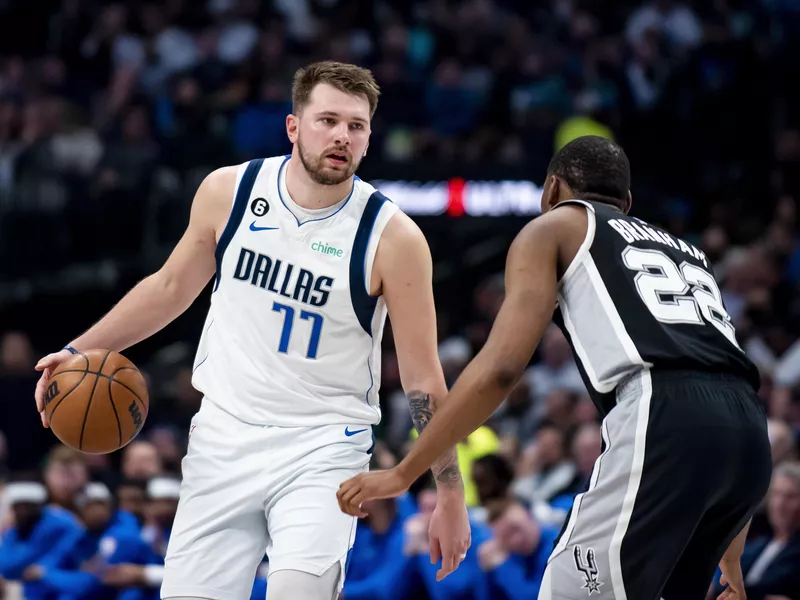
[349,191,389,335]
[213,158,265,292]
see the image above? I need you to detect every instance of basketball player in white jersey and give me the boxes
[33,61,471,600]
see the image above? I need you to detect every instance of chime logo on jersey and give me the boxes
[573,545,603,596]
[311,241,344,258]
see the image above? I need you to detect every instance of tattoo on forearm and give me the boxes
[409,391,433,433]
[408,390,463,491]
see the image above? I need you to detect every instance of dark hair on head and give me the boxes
[547,136,631,210]
[474,453,515,488]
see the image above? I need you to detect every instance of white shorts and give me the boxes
[160,399,373,600]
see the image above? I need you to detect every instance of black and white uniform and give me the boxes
[540,200,772,600]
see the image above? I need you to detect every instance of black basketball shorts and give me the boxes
[538,370,772,600]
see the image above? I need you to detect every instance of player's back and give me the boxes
[191,156,398,426]
[553,199,760,415]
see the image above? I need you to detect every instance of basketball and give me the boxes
[43,349,149,454]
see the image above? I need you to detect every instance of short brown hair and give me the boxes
[292,61,380,118]
[45,445,85,468]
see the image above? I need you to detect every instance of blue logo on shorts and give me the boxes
[344,427,368,437]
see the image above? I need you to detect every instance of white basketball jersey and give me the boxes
[192,156,399,427]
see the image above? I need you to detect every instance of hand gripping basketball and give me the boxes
[35,348,75,428]
[35,348,149,454]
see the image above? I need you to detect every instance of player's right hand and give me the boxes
[34,349,74,428]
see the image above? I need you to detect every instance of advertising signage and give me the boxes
[372,179,543,216]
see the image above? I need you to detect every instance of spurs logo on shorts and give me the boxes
[573,545,603,595]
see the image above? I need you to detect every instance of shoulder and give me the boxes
[199,156,286,198]
[199,165,240,194]
[510,204,589,260]
[379,209,423,248]
[519,203,588,239]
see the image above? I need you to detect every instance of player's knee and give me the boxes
[162,597,216,600]
[266,565,340,600]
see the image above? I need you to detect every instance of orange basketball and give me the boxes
[43,349,149,454]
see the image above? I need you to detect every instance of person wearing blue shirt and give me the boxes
[103,477,180,600]
[103,478,271,600]
[22,482,151,600]
[343,493,419,600]
[0,481,83,599]
[476,501,560,600]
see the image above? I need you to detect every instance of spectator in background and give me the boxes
[232,79,292,160]
[0,481,82,598]
[22,482,150,600]
[564,423,603,497]
[149,366,202,433]
[140,477,179,565]
[768,419,799,466]
[344,492,417,600]
[104,477,182,598]
[524,326,585,410]
[512,423,576,505]
[145,427,184,476]
[711,462,800,599]
[491,379,538,456]
[121,442,163,482]
[477,501,560,600]
[541,389,580,431]
[0,332,54,473]
[43,446,88,516]
[425,58,484,148]
[115,479,147,525]
[471,454,515,511]
[573,395,600,425]
[625,0,703,53]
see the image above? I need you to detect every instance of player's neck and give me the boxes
[285,155,353,210]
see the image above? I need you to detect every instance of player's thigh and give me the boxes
[661,511,751,600]
[662,480,769,599]
[162,406,270,600]
[265,465,363,584]
[540,374,703,600]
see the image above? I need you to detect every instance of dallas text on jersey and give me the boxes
[233,246,334,308]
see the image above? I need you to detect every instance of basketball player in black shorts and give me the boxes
[338,135,773,600]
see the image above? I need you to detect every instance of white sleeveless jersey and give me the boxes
[191,156,399,427]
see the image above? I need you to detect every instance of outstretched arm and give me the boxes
[58,166,236,353]
[373,211,470,579]
[338,212,561,509]
[396,215,559,485]
[35,166,237,425]
[374,212,463,493]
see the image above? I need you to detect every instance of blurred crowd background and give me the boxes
[1,0,800,599]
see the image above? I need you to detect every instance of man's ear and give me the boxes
[286,114,299,144]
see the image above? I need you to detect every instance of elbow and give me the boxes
[150,270,192,310]
[491,364,524,392]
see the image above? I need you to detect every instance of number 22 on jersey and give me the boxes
[622,246,741,349]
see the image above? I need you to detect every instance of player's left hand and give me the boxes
[337,467,410,517]
[428,494,471,581]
